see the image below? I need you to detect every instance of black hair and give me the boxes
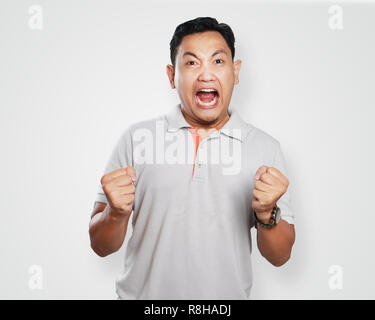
[169,17,235,66]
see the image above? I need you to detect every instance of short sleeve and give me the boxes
[95,128,133,204]
[272,142,295,225]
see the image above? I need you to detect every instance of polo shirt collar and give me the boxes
[166,104,248,142]
[220,108,248,142]
[166,104,192,132]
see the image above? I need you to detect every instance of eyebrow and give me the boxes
[182,49,228,59]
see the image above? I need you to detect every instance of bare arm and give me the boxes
[89,202,131,257]
[256,218,295,266]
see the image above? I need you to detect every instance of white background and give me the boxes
[1,0,374,299]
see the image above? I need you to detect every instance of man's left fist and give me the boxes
[252,166,289,223]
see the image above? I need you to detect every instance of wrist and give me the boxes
[105,206,130,222]
[254,210,273,224]
[254,205,281,229]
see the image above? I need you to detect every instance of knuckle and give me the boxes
[100,175,107,185]
[102,183,109,194]
[129,184,136,193]
[124,175,132,185]
[280,181,287,192]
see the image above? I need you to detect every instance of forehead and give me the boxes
[177,31,230,58]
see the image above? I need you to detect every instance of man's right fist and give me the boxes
[100,166,137,217]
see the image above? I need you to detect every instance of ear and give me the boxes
[166,64,176,89]
[233,59,242,85]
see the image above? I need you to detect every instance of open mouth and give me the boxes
[195,88,219,109]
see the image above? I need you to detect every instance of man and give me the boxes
[89,17,295,300]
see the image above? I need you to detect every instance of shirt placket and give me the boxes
[188,128,220,182]
[188,127,202,178]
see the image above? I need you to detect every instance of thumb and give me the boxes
[254,165,268,180]
[126,166,137,182]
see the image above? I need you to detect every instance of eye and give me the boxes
[186,61,196,65]
[215,59,224,64]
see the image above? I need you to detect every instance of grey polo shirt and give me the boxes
[95,104,295,300]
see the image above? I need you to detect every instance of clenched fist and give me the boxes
[252,165,289,223]
[100,166,137,217]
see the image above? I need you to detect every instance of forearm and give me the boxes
[89,206,130,257]
[256,218,295,267]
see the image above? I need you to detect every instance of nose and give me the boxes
[197,66,216,82]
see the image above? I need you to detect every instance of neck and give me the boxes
[181,107,230,130]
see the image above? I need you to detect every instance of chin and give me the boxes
[193,106,223,124]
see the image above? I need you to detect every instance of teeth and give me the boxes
[199,88,216,92]
[197,95,217,106]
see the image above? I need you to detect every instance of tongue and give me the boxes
[197,91,215,102]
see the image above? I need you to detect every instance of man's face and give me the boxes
[167,31,242,127]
